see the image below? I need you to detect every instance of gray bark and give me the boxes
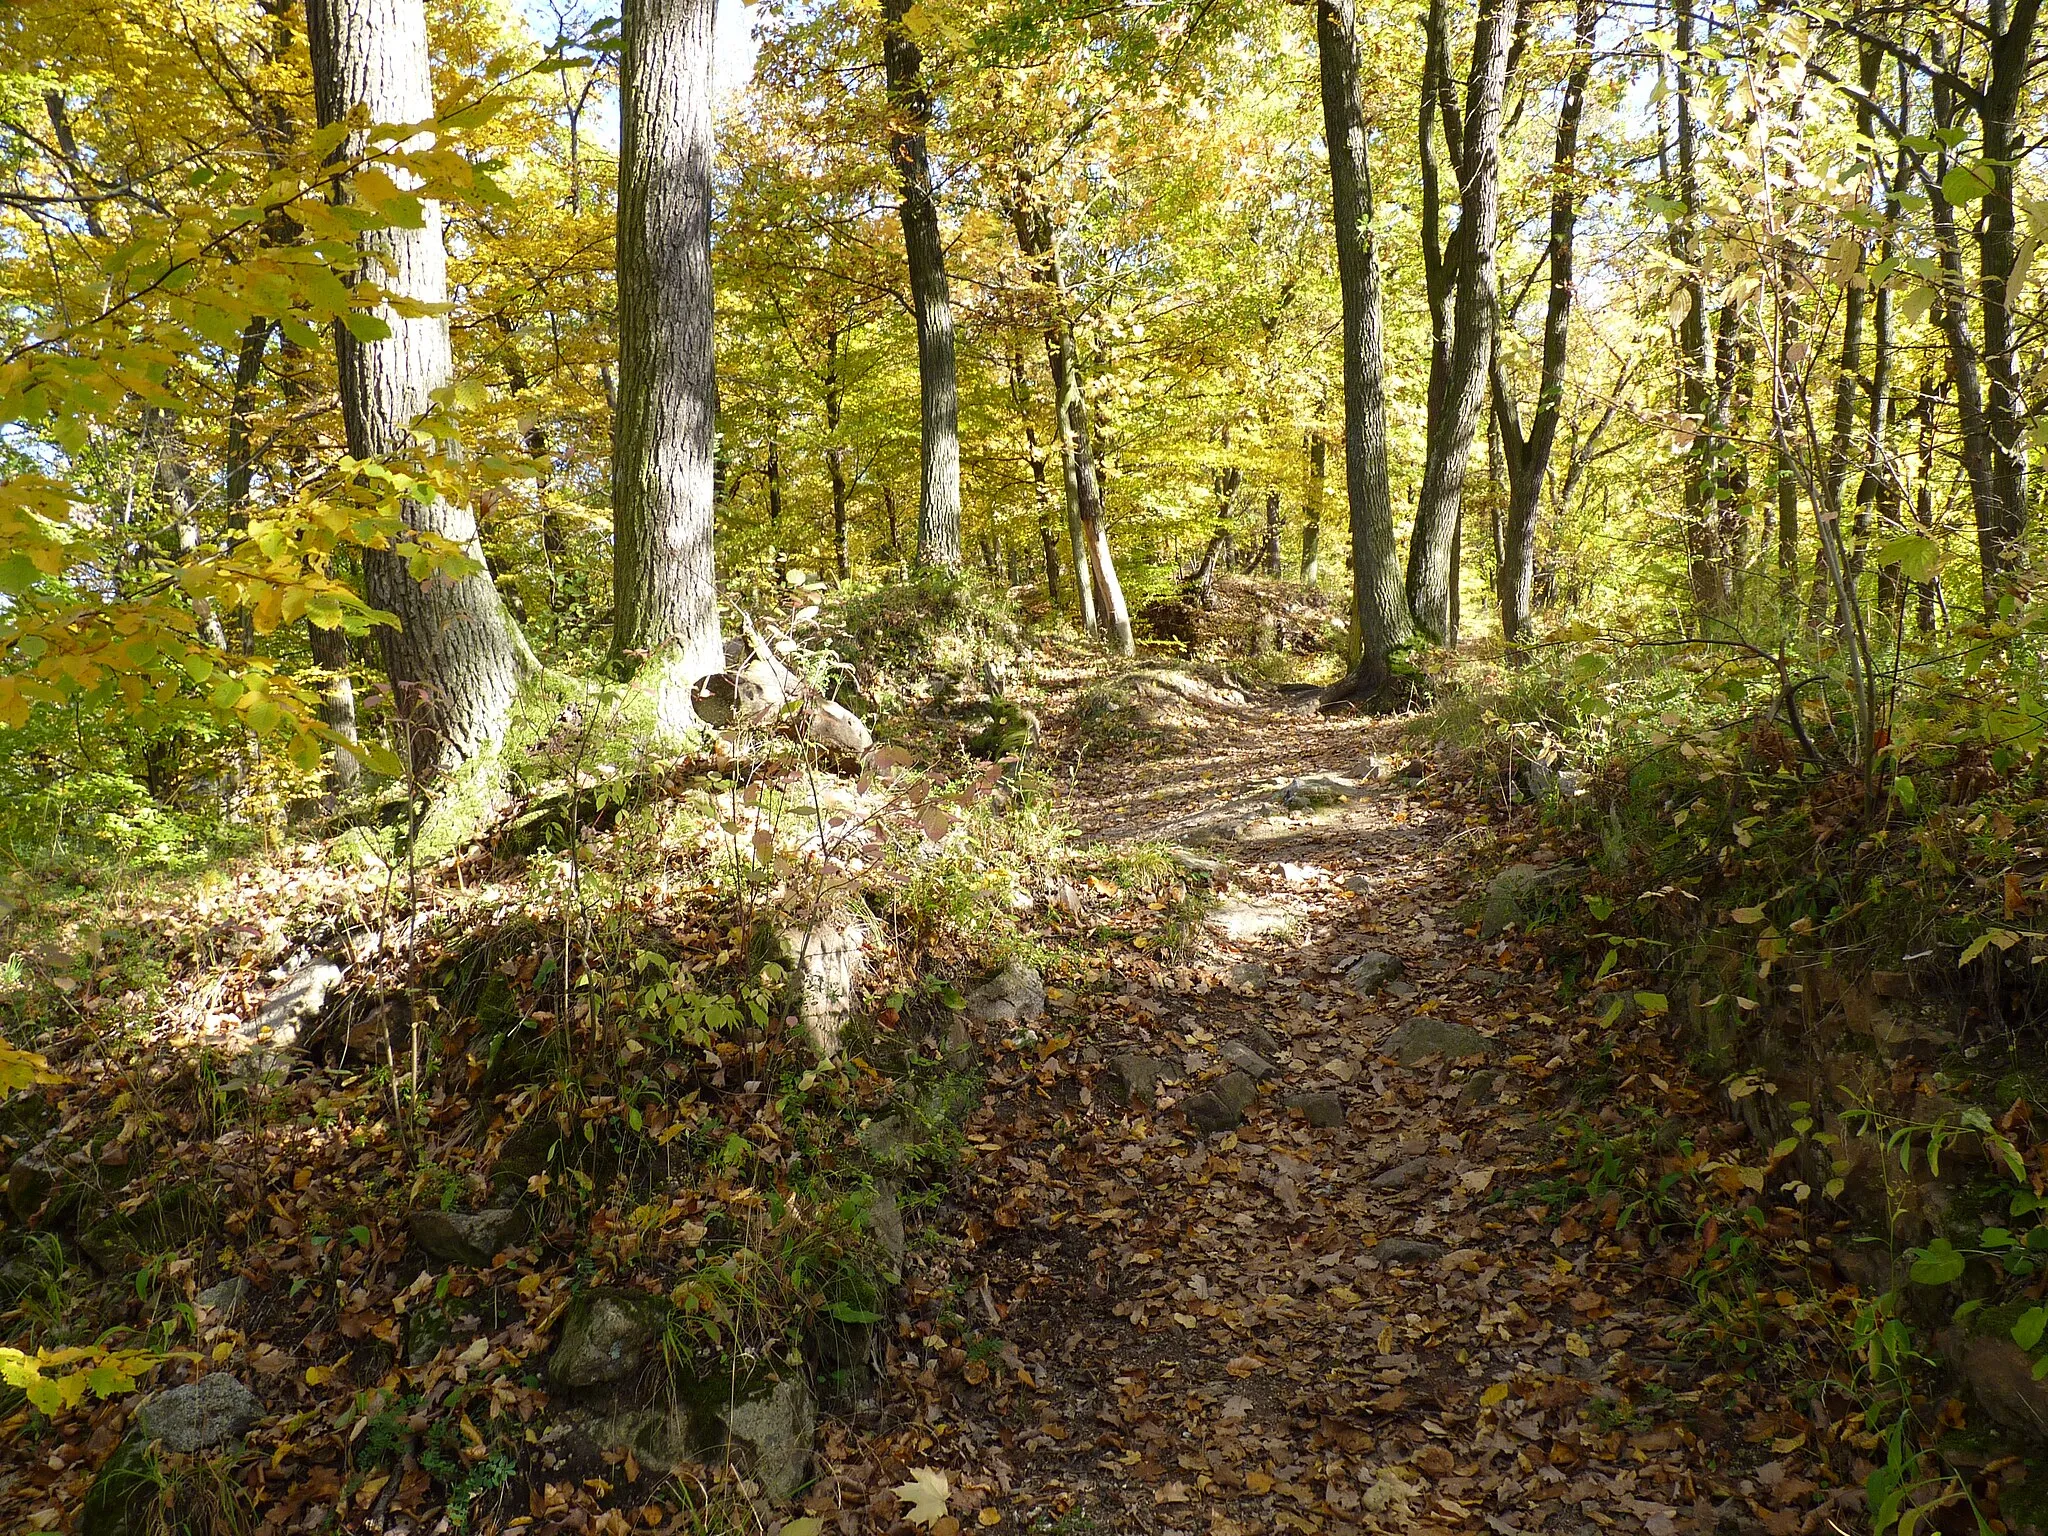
[1315,0,1414,699]
[1407,0,1520,642]
[1301,428,1325,583]
[308,0,530,774]
[610,0,725,736]
[882,0,962,570]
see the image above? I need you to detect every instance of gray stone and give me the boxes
[136,1374,262,1452]
[866,1181,906,1273]
[1342,951,1405,993]
[1947,1324,2048,1442]
[773,912,867,1059]
[1341,874,1373,894]
[549,1290,670,1390]
[1241,1023,1285,1058]
[1480,863,1580,939]
[964,963,1046,1029]
[1371,1157,1437,1191]
[1182,1071,1258,1134]
[5,1141,68,1223]
[1224,961,1270,990]
[1278,774,1371,810]
[1282,1091,1344,1129]
[1220,1041,1278,1081]
[720,1375,815,1503]
[1382,1017,1494,1066]
[803,699,874,758]
[245,961,342,1053]
[1108,1054,1163,1105]
[1455,1069,1505,1111]
[194,1277,247,1321]
[409,1207,527,1268]
[1373,1238,1448,1265]
[1204,895,1301,944]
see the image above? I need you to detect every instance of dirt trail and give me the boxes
[818,690,1827,1535]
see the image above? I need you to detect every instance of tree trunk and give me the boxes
[882,0,961,570]
[1009,182,1131,653]
[609,0,724,737]
[1407,0,1519,642]
[1316,0,1414,699]
[1301,428,1325,583]
[826,329,852,583]
[1915,380,1942,634]
[307,619,362,793]
[308,0,530,774]
[1008,347,1062,607]
[1775,280,1801,623]
[765,438,784,575]
[1491,0,1592,654]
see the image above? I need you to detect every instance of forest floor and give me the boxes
[809,669,1861,1536]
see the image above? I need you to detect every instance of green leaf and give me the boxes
[2014,1306,2048,1351]
[1941,160,1998,205]
[342,311,394,343]
[1908,1237,1966,1286]
[1871,534,1943,583]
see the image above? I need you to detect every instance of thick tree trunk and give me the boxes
[882,0,961,570]
[308,0,530,775]
[1491,0,1593,654]
[608,0,724,738]
[1406,0,1519,642]
[1301,429,1325,583]
[1316,0,1414,699]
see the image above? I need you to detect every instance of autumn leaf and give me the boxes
[894,1467,951,1527]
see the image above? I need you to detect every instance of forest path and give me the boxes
[818,683,1819,1536]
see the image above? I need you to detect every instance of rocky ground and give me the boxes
[801,687,1861,1536]
[0,663,1874,1536]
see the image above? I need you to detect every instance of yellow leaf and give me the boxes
[894,1467,951,1528]
[1480,1382,1511,1407]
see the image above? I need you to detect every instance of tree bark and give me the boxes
[1008,346,1063,607]
[1316,0,1414,699]
[1009,182,1130,653]
[308,0,531,775]
[1301,428,1325,583]
[1490,0,1593,653]
[608,0,724,737]
[881,0,962,570]
[826,327,852,583]
[1407,0,1520,642]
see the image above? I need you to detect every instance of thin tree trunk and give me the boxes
[1301,428,1325,583]
[882,0,961,570]
[1775,281,1801,622]
[1316,0,1414,699]
[1915,380,1942,634]
[307,618,361,793]
[1008,347,1062,607]
[308,0,531,774]
[826,328,851,583]
[1491,0,1593,653]
[1407,0,1520,642]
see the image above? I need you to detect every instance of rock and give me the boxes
[244,960,342,1054]
[1220,1041,1278,1081]
[409,1207,528,1268]
[491,1116,560,1198]
[1455,1069,1505,1111]
[695,648,802,727]
[773,912,867,1059]
[1278,773,1371,810]
[720,1375,816,1503]
[963,963,1045,1029]
[1282,1091,1343,1129]
[1371,1157,1436,1191]
[1224,961,1269,990]
[1182,1071,1258,1134]
[1168,849,1224,881]
[1480,863,1581,939]
[941,1015,978,1070]
[194,1277,248,1321]
[5,1140,69,1223]
[1373,1238,1447,1265]
[1341,873,1373,894]
[858,1114,917,1168]
[1382,1017,1494,1066]
[549,1290,670,1390]
[1204,895,1301,944]
[803,699,874,758]
[136,1374,262,1452]
[1108,1053,1163,1105]
[1342,951,1405,993]
[79,1185,209,1273]
[1946,1311,2048,1442]
[866,1181,906,1273]
[1241,1023,1285,1058]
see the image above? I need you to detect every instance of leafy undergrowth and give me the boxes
[0,670,1179,1535]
